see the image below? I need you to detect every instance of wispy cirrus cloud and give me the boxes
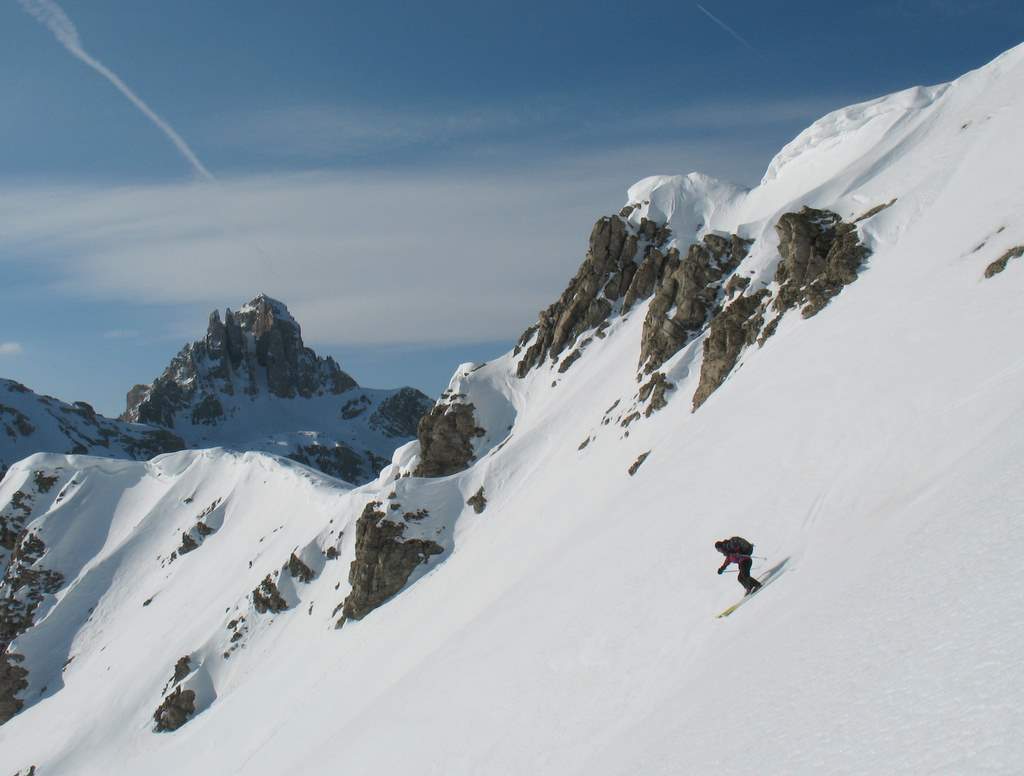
[102,329,140,340]
[0,91,855,350]
[0,342,24,356]
[0,140,771,348]
[203,95,852,164]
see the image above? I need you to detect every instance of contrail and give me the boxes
[17,0,214,180]
[695,3,757,52]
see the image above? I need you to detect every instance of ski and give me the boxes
[715,558,789,619]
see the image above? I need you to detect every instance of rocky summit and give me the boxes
[119,294,433,484]
[123,294,358,426]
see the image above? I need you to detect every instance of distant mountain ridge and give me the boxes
[1,295,433,485]
[119,294,434,483]
[123,294,357,426]
[0,379,184,480]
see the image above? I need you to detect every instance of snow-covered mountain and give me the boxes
[0,378,184,480]
[2,44,1024,775]
[120,294,434,483]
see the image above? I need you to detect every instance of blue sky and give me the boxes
[1,0,1022,415]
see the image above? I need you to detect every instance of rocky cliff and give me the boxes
[118,295,433,484]
[123,294,358,426]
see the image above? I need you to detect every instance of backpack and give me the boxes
[729,536,754,556]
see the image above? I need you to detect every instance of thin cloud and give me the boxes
[695,3,757,52]
[0,342,24,356]
[103,329,139,340]
[0,141,773,348]
[204,96,847,164]
[17,0,214,180]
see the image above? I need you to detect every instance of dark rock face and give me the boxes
[0,490,65,726]
[688,207,870,410]
[1,531,65,651]
[0,402,35,441]
[628,451,651,476]
[516,215,675,377]
[692,290,770,410]
[368,387,434,438]
[0,652,28,724]
[639,233,752,374]
[413,403,485,478]
[252,575,288,614]
[288,553,314,583]
[773,207,869,318]
[639,372,675,417]
[466,486,487,514]
[287,441,377,484]
[171,656,191,685]
[984,245,1024,278]
[339,502,443,625]
[123,295,358,426]
[153,686,196,732]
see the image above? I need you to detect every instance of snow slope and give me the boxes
[2,43,1024,775]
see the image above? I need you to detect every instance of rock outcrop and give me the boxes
[413,402,485,478]
[515,215,674,377]
[252,575,288,614]
[0,485,65,726]
[984,245,1024,278]
[466,487,487,514]
[773,207,869,318]
[339,502,443,625]
[368,388,435,438]
[638,233,752,373]
[0,652,28,724]
[153,686,196,732]
[123,295,358,426]
[691,290,770,410]
[287,441,388,484]
[1,530,65,653]
[287,553,315,583]
[690,207,870,409]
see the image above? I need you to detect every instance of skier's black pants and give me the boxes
[737,557,761,594]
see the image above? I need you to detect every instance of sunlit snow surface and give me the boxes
[2,44,1024,775]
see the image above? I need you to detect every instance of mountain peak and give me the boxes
[124,296,358,426]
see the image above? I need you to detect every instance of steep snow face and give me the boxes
[0,379,184,479]
[120,295,433,483]
[2,44,1024,776]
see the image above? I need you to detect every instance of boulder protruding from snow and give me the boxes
[252,575,288,614]
[413,403,486,478]
[339,502,443,625]
[153,686,196,732]
[773,207,870,318]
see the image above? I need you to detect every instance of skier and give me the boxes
[715,537,762,596]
